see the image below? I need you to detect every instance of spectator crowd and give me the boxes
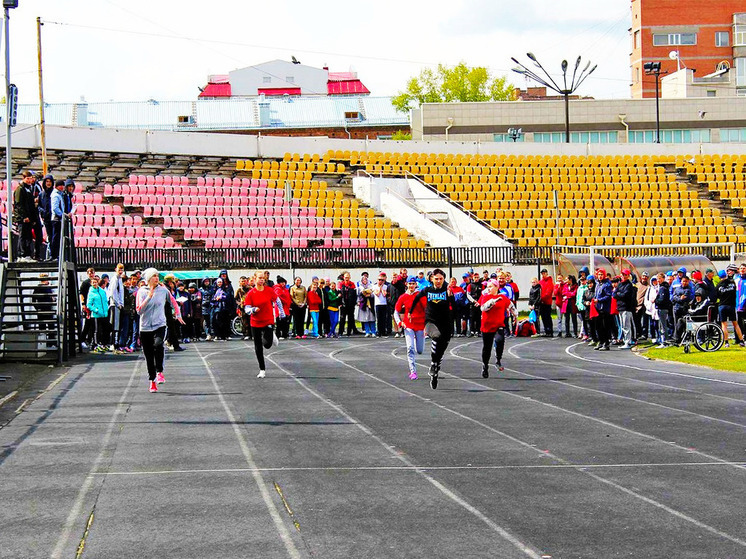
[527,263,746,350]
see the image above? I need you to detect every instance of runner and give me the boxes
[136,268,184,393]
[243,273,284,378]
[408,268,454,389]
[393,276,427,380]
[478,279,516,378]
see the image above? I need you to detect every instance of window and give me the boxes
[707,90,717,97]
[653,33,696,46]
[532,131,618,143]
[630,129,710,143]
[737,58,746,87]
[634,30,641,49]
[716,31,730,47]
[285,76,295,83]
[735,25,746,46]
[493,133,524,143]
[720,128,746,142]
[262,76,271,84]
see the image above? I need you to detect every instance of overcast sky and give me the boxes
[5,0,631,105]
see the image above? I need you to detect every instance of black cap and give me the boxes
[540,268,548,274]
[276,276,287,284]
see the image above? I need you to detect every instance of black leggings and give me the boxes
[428,322,452,366]
[141,326,166,381]
[252,325,275,370]
[564,311,578,336]
[481,328,505,366]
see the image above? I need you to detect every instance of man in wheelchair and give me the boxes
[674,288,709,345]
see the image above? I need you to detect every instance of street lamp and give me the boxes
[643,61,662,143]
[512,53,596,143]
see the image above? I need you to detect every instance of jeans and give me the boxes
[556,310,564,335]
[362,321,376,335]
[328,310,339,336]
[404,328,425,373]
[657,309,669,345]
[620,310,634,346]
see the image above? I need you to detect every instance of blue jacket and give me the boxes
[672,284,694,313]
[87,286,109,319]
[737,275,746,312]
[594,279,613,314]
[51,188,66,220]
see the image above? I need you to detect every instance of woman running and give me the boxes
[136,268,183,393]
[394,276,427,380]
[478,279,516,378]
[408,268,454,389]
[243,273,284,378]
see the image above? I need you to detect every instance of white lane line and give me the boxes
[93,461,746,476]
[325,344,746,548]
[0,390,18,408]
[443,344,746,472]
[552,342,746,404]
[50,360,141,559]
[266,348,544,559]
[564,341,746,386]
[193,344,302,559]
[486,344,746,429]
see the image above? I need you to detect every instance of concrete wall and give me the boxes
[7,123,746,161]
[417,96,746,143]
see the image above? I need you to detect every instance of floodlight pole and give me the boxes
[4,4,13,262]
[512,53,596,144]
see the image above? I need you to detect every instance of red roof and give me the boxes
[257,87,302,96]
[199,82,231,98]
[327,80,370,95]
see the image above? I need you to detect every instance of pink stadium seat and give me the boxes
[162,175,172,186]
[146,175,155,186]
[128,174,137,186]
[104,184,114,196]
[137,175,146,186]
[205,177,214,187]
[215,177,224,187]
[197,177,205,187]
[154,175,164,185]
[241,178,251,188]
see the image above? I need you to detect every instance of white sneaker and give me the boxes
[655,344,666,349]
[273,332,280,346]
[257,370,266,378]
[81,342,88,350]
[206,335,213,342]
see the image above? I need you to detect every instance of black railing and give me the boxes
[75,243,745,271]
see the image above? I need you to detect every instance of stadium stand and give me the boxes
[681,154,746,221]
[330,151,745,247]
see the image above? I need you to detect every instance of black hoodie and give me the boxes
[38,174,55,221]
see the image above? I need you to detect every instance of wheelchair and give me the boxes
[680,315,724,353]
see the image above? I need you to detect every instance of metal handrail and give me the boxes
[402,171,509,241]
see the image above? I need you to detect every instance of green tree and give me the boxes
[392,62,515,112]
[391,130,412,141]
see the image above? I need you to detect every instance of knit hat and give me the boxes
[727,263,738,273]
[691,271,703,281]
[621,268,631,276]
[718,270,727,278]
[276,276,287,284]
[143,268,159,284]
[579,266,589,274]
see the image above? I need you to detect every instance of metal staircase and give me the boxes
[0,215,81,363]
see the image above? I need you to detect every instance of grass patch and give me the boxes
[639,342,746,374]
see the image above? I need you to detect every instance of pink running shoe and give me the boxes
[149,381,158,393]
[409,371,418,380]
[156,372,165,384]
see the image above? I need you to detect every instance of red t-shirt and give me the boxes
[274,284,292,318]
[243,287,277,328]
[479,293,512,332]
[395,291,426,330]
[307,288,322,311]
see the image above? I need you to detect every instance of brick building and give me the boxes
[630,0,746,98]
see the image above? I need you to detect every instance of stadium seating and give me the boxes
[682,155,746,221]
[328,151,745,247]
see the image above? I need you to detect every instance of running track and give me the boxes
[1,336,745,558]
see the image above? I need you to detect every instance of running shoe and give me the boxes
[274,332,280,346]
[156,372,165,384]
[428,363,439,389]
[724,341,730,348]
[149,381,158,393]
[481,365,489,379]
[257,370,266,378]
[409,371,418,380]
[497,360,504,372]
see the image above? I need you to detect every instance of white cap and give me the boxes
[143,268,159,284]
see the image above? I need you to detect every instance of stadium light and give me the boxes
[4,0,18,262]
[643,61,662,143]
[511,53,596,143]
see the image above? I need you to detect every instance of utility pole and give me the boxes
[5,0,18,263]
[37,16,47,175]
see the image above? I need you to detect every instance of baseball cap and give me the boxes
[641,271,649,277]
[540,268,548,274]
[407,275,417,283]
[718,270,727,278]
[705,267,714,274]
[462,273,470,278]
[621,268,631,276]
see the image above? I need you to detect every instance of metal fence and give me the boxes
[75,243,745,271]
